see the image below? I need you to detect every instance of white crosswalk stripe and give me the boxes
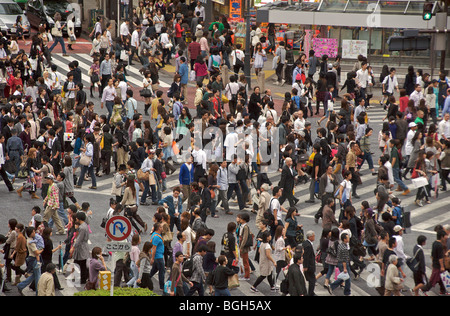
[50,53,171,89]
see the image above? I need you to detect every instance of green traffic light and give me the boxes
[423,12,432,20]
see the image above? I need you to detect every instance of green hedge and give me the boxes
[74,287,159,296]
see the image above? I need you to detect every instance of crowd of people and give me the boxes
[0,0,450,297]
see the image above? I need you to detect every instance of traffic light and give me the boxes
[423,0,433,20]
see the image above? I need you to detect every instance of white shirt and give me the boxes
[340,179,352,200]
[382,75,398,94]
[393,235,406,260]
[194,6,205,19]
[294,117,305,133]
[192,149,207,170]
[0,143,4,165]
[405,129,415,155]
[266,109,278,123]
[409,90,424,108]
[131,30,140,48]
[270,197,282,221]
[439,119,450,140]
[356,68,369,88]
[154,15,165,33]
[384,161,394,186]
[224,132,238,161]
[120,22,130,37]
[231,49,244,66]
[118,81,128,101]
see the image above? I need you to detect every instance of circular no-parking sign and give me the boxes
[105,216,132,241]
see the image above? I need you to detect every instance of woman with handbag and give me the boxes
[67,16,76,51]
[413,151,432,207]
[48,13,68,57]
[142,71,153,116]
[122,177,147,234]
[139,150,158,206]
[89,58,101,98]
[159,27,172,66]
[250,230,276,293]
[252,43,267,76]
[17,148,40,199]
[75,133,97,190]
[363,208,379,261]
[90,32,102,58]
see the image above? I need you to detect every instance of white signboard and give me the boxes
[105,242,132,252]
[342,40,368,59]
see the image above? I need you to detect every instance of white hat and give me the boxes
[393,225,404,232]
[196,24,203,29]
[408,122,417,128]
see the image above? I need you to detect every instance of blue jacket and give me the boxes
[179,163,194,185]
[179,63,189,85]
[158,195,183,218]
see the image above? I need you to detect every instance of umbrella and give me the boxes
[59,242,64,273]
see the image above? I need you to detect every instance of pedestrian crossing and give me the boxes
[8,68,448,297]
[49,53,171,91]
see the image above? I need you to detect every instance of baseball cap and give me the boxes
[393,225,403,232]
[45,174,55,180]
[408,122,417,128]
[34,214,43,222]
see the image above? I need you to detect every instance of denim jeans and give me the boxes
[121,4,129,19]
[326,264,337,281]
[18,257,41,295]
[77,165,97,187]
[49,36,67,54]
[105,101,114,123]
[149,258,165,290]
[141,180,157,203]
[359,150,374,170]
[393,167,408,191]
[126,261,139,288]
[329,262,351,295]
[215,288,231,296]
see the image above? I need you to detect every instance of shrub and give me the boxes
[74,287,159,297]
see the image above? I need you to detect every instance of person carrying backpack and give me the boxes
[185,245,207,296]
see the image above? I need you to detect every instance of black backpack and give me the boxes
[263,198,276,227]
[182,256,195,278]
[236,166,247,181]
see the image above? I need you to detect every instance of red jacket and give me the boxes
[175,23,184,38]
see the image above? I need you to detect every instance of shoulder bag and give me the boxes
[79,152,92,166]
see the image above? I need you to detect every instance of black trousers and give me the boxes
[0,166,13,191]
[304,270,316,296]
[278,187,298,207]
[74,259,88,284]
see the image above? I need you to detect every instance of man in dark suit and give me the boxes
[278,157,299,207]
[288,253,307,296]
[302,230,317,296]
[2,117,13,143]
